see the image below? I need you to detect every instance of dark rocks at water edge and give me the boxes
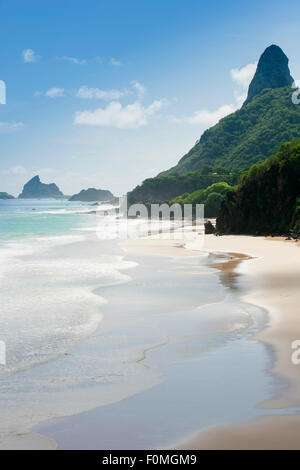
[69,188,114,202]
[0,192,14,200]
[205,221,216,234]
[18,175,63,199]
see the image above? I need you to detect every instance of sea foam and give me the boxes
[0,230,136,379]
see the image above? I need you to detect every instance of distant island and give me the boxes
[69,188,114,202]
[18,175,63,199]
[0,192,14,200]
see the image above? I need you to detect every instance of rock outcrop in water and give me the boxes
[216,140,300,236]
[0,192,14,199]
[18,175,63,199]
[69,188,114,202]
[0,193,14,199]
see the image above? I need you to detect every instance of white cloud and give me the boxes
[174,104,236,126]
[173,62,257,126]
[57,56,86,65]
[0,122,24,133]
[76,85,127,101]
[94,56,104,64]
[2,165,27,176]
[35,81,148,102]
[110,58,122,67]
[74,99,167,129]
[76,81,146,101]
[230,62,257,107]
[22,49,41,63]
[234,90,247,109]
[131,81,147,100]
[45,87,66,98]
[36,167,55,177]
[230,62,257,89]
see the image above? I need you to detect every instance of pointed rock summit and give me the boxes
[244,44,294,105]
[18,175,63,199]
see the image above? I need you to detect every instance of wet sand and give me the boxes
[33,232,273,450]
[128,234,300,450]
[10,231,299,450]
[176,415,300,450]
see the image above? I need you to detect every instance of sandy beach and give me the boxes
[32,227,269,450]
[124,234,300,449]
[4,228,299,450]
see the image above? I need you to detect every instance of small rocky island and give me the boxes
[0,192,14,200]
[69,188,114,202]
[18,175,63,199]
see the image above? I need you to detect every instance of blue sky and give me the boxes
[1,0,300,196]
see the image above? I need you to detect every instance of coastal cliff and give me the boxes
[216,140,300,236]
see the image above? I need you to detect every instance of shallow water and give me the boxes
[37,251,276,449]
[0,200,131,381]
[0,200,279,449]
[0,199,90,241]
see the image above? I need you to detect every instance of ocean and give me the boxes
[0,198,276,449]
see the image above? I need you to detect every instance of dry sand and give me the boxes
[176,415,300,450]
[124,233,300,449]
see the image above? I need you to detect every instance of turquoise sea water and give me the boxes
[0,199,91,242]
[0,199,131,384]
[0,199,276,449]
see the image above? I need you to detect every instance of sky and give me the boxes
[1,0,300,196]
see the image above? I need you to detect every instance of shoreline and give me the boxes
[33,231,270,450]
[186,235,300,449]
[4,229,299,450]
[203,235,300,409]
[124,233,300,449]
[0,231,164,450]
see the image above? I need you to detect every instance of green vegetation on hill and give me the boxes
[127,46,299,205]
[171,183,234,217]
[161,86,300,176]
[127,167,241,204]
[216,139,300,236]
[161,45,296,177]
[171,182,234,218]
[0,192,14,200]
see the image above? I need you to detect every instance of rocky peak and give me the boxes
[19,175,63,199]
[244,45,294,105]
